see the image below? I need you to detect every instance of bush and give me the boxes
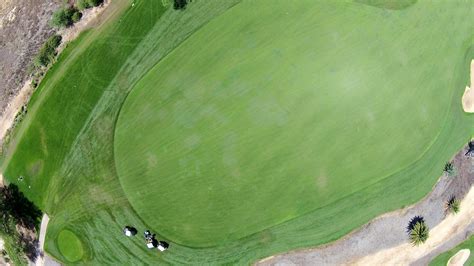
[88,0,104,7]
[71,11,83,23]
[51,6,82,28]
[34,34,62,68]
[78,0,103,10]
[51,7,74,28]
[77,0,91,10]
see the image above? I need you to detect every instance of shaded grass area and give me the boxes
[1,0,473,264]
[430,235,474,266]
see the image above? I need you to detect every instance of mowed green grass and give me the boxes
[0,0,473,264]
[57,230,84,262]
[2,0,162,208]
[115,0,474,246]
[430,235,474,266]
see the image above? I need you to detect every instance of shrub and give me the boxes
[34,34,62,68]
[77,0,91,10]
[71,11,83,23]
[51,7,75,28]
[407,216,429,246]
[88,0,104,7]
[446,196,460,214]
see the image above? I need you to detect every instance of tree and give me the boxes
[34,34,62,68]
[446,196,460,214]
[0,185,42,229]
[407,216,429,246]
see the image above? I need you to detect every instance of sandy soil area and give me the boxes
[447,249,470,266]
[462,60,474,113]
[259,146,473,265]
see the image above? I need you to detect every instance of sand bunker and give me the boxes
[462,60,474,113]
[447,249,470,266]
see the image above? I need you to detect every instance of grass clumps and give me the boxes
[446,196,460,214]
[407,216,429,246]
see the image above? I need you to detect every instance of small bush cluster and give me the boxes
[51,6,82,28]
[77,0,104,10]
[34,34,62,68]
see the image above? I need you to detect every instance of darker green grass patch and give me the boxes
[57,230,84,262]
[355,0,417,10]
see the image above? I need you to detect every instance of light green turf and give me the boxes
[430,235,474,266]
[57,230,84,262]
[1,0,473,264]
[115,0,474,246]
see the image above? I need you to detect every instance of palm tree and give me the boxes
[444,161,454,176]
[446,196,460,214]
[407,216,429,246]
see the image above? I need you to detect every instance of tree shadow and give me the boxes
[0,184,42,230]
[18,231,39,262]
[406,216,424,233]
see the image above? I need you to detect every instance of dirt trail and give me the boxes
[0,80,33,150]
[259,148,473,265]
[462,60,474,113]
[34,214,53,266]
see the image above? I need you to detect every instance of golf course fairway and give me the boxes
[115,0,473,247]
[1,0,473,264]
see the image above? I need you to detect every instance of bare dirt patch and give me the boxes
[258,146,474,265]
